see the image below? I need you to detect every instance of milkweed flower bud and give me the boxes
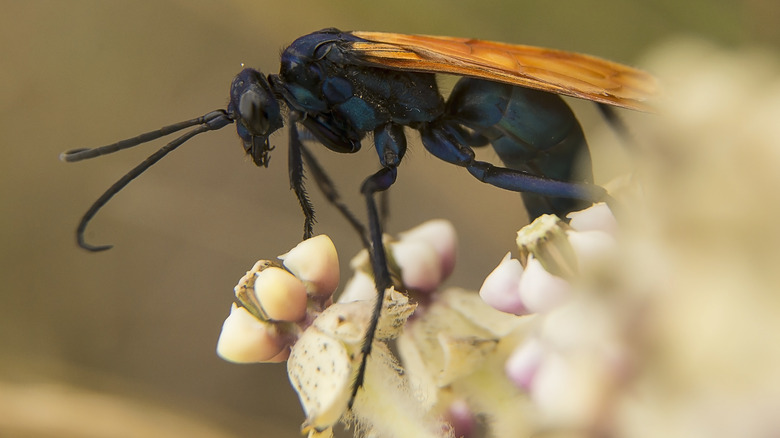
[443,399,476,438]
[567,202,617,234]
[254,266,308,322]
[398,219,457,279]
[390,238,443,293]
[346,219,457,294]
[479,253,528,315]
[216,303,288,363]
[390,219,457,293]
[279,235,340,297]
[504,337,543,391]
[518,256,571,314]
[566,230,617,273]
[530,349,612,428]
[338,270,376,303]
[516,215,578,279]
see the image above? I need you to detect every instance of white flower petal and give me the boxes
[479,253,527,315]
[391,239,443,293]
[254,267,308,321]
[566,229,617,272]
[216,304,286,363]
[279,235,340,296]
[338,270,376,303]
[289,327,353,433]
[399,219,458,279]
[567,203,617,234]
[505,338,544,391]
[531,353,608,428]
[518,256,571,313]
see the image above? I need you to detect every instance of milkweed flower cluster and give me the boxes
[337,219,457,304]
[216,235,339,365]
[216,222,462,438]
[216,210,627,437]
[478,204,626,431]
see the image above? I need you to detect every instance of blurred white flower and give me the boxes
[567,202,618,234]
[479,252,527,315]
[504,337,543,391]
[479,202,626,432]
[565,229,616,273]
[517,255,571,314]
[398,288,534,437]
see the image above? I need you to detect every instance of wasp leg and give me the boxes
[348,122,408,408]
[298,141,370,248]
[288,120,317,240]
[372,122,408,234]
[420,121,612,207]
[378,190,390,232]
[350,165,398,409]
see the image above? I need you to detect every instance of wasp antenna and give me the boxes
[75,111,234,251]
[60,110,231,163]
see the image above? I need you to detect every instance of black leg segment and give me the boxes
[349,166,397,408]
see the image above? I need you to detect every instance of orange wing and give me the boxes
[348,31,657,112]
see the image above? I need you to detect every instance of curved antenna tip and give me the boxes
[78,240,114,252]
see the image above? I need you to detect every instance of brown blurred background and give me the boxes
[1,1,778,436]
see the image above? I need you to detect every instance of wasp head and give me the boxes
[228,68,284,167]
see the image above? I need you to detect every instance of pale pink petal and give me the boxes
[479,253,527,315]
[399,219,458,279]
[518,256,571,313]
[391,239,443,293]
[505,338,544,391]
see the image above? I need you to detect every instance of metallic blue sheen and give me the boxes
[225,29,600,219]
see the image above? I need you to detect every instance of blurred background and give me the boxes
[1,1,778,436]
